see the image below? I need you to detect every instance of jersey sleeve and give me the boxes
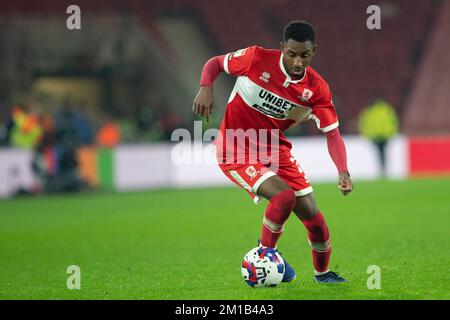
[223,46,258,76]
[309,82,339,133]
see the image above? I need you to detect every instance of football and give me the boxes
[241,246,285,287]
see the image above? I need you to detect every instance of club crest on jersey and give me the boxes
[300,88,313,102]
[259,72,270,83]
[245,165,258,180]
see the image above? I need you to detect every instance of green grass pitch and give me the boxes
[0,178,449,300]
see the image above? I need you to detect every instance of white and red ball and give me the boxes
[241,246,285,287]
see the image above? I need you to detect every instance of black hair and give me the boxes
[283,20,315,43]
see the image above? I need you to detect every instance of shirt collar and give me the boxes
[279,52,307,87]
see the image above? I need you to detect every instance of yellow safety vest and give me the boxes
[358,100,398,141]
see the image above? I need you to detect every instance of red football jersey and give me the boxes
[217,45,339,163]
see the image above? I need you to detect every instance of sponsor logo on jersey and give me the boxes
[253,89,298,119]
[259,72,270,83]
[231,77,302,120]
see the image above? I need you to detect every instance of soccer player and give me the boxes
[193,21,352,283]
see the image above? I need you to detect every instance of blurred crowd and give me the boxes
[0,101,184,149]
[0,98,183,194]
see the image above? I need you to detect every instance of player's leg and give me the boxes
[219,163,297,282]
[256,175,296,282]
[256,175,296,249]
[219,163,295,249]
[276,153,346,283]
[293,193,331,274]
[293,190,347,283]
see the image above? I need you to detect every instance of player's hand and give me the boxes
[193,86,213,122]
[338,171,353,196]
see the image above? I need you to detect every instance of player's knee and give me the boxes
[272,189,296,212]
[306,212,329,234]
[309,222,326,235]
[304,205,320,220]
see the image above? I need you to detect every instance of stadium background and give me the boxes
[0,0,449,300]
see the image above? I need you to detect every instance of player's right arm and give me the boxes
[192,55,225,122]
[193,47,258,121]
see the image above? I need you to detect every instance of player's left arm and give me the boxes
[310,83,353,196]
[325,128,353,196]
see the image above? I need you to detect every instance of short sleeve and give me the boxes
[309,82,339,132]
[223,46,258,77]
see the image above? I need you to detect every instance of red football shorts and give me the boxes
[218,151,313,204]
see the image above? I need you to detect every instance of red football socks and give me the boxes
[259,190,332,273]
[301,211,331,273]
[260,189,296,248]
